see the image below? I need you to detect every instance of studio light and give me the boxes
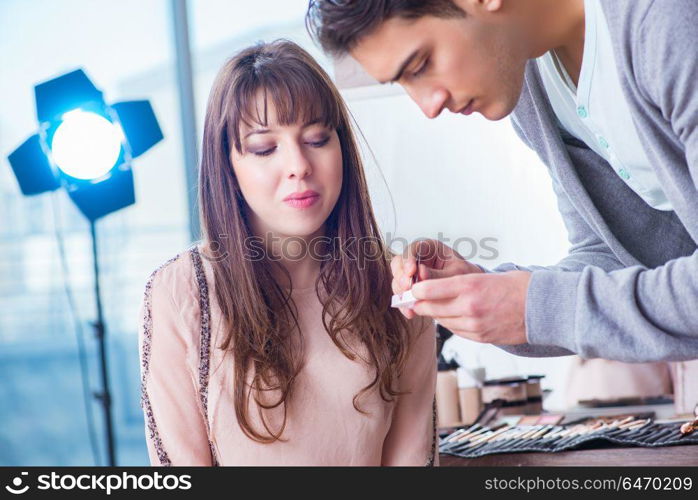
[6,68,163,466]
[8,68,163,221]
[51,109,124,180]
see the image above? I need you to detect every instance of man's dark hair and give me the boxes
[306,0,465,56]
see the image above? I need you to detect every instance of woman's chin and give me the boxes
[273,222,326,240]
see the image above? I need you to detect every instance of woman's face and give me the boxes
[230,95,343,240]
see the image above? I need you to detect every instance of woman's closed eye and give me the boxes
[246,134,330,156]
[249,145,277,157]
[306,135,330,148]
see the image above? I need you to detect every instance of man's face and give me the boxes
[351,2,532,121]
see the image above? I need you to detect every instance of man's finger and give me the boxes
[419,264,458,281]
[408,239,440,269]
[412,298,463,318]
[432,317,483,339]
[401,307,415,319]
[411,274,476,301]
[390,254,413,292]
[400,259,416,289]
[390,254,402,274]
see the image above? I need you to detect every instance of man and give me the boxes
[305,0,698,372]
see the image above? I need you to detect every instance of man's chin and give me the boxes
[479,100,517,121]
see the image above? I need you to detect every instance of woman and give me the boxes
[138,40,437,466]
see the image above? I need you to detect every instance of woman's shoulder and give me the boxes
[406,315,436,341]
[143,244,209,307]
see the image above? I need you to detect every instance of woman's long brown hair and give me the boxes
[198,39,413,443]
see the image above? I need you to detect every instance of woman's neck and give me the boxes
[263,227,327,290]
[275,254,322,290]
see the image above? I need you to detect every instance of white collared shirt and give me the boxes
[536,0,673,211]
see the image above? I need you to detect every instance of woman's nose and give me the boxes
[285,144,313,179]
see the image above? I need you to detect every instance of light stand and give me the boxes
[89,219,116,466]
[7,68,163,466]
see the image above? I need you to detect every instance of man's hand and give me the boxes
[390,239,483,319]
[410,271,531,345]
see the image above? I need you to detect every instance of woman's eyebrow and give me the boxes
[243,128,271,139]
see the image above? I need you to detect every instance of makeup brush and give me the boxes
[538,426,573,450]
[654,426,685,445]
[619,421,657,440]
[454,425,511,452]
[467,425,511,445]
[443,425,500,451]
[508,426,555,450]
[442,425,484,446]
[554,424,600,449]
[448,425,491,446]
[679,405,698,436]
[645,427,679,444]
[443,424,479,443]
[482,428,530,452]
[605,418,651,437]
[482,426,547,453]
[456,425,491,441]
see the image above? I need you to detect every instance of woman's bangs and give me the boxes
[228,65,342,152]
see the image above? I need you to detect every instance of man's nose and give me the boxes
[415,87,449,119]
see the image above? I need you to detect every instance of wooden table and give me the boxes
[440,445,698,466]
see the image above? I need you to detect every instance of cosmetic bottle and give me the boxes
[457,366,486,426]
[436,355,461,428]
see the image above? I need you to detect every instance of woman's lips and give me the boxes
[284,190,320,209]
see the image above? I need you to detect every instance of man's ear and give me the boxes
[483,0,503,12]
[455,0,503,15]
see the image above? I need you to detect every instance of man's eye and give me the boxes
[412,59,429,78]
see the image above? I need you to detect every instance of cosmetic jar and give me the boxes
[481,377,528,416]
[525,375,545,414]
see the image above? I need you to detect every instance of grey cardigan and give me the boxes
[493,0,698,362]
